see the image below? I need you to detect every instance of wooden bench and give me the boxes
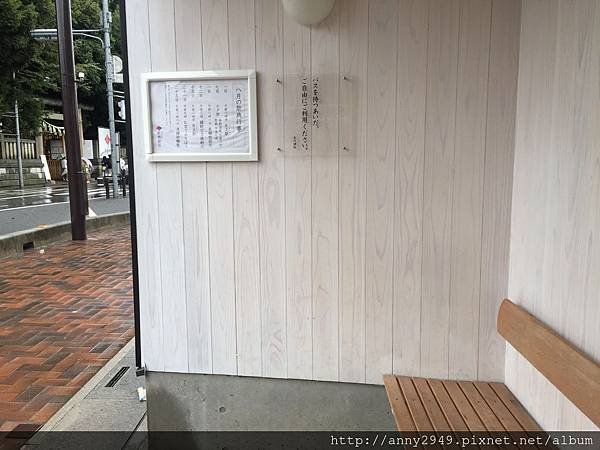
[384,299,600,432]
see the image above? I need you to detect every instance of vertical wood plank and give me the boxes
[392,0,429,377]
[148,0,177,69]
[580,0,600,431]
[201,0,237,375]
[338,0,368,383]
[548,0,578,421]
[182,167,212,373]
[364,0,398,384]
[548,0,599,430]
[256,0,286,377]
[174,0,203,71]
[149,0,188,373]
[523,0,562,430]
[229,0,261,377]
[421,0,460,379]
[283,10,312,379]
[127,0,163,371]
[156,164,188,372]
[478,0,520,381]
[311,1,340,382]
[508,0,559,332]
[448,0,491,380]
[550,0,583,340]
[506,0,559,429]
[175,0,211,374]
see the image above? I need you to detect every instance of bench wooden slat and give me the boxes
[458,381,505,432]
[474,381,524,432]
[443,380,487,431]
[383,375,416,431]
[384,377,540,434]
[413,378,451,430]
[489,382,542,432]
[427,379,469,431]
[497,299,600,428]
[397,376,434,431]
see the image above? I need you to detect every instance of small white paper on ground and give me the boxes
[137,386,146,402]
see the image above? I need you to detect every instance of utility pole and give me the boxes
[56,0,87,240]
[101,0,119,198]
[13,73,24,189]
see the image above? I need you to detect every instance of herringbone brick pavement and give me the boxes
[0,228,134,433]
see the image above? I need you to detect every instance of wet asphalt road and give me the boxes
[0,183,130,235]
[0,183,110,209]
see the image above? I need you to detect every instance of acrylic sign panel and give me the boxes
[141,70,257,162]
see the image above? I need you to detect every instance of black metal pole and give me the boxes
[56,0,86,240]
[119,0,142,372]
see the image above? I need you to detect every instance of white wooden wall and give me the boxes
[507,0,600,431]
[128,0,520,384]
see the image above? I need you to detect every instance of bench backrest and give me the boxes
[497,299,600,428]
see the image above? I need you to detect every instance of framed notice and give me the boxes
[141,70,257,162]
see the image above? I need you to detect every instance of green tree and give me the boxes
[0,0,48,135]
[0,0,121,138]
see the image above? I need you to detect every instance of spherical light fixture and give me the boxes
[281,0,336,26]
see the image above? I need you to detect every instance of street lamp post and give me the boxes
[101,0,119,198]
[55,0,86,240]
[14,98,24,189]
[13,73,24,189]
[32,8,120,199]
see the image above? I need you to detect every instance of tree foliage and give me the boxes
[0,0,46,134]
[0,0,121,137]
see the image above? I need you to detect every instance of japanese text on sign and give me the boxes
[150,79,249,154]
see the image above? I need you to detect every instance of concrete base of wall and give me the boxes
[145,372,396,431]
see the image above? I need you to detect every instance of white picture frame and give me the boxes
[140,70,258,162]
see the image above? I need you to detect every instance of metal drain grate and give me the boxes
[106,366,130,387]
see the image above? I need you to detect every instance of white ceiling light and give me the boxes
[282,0,336,26]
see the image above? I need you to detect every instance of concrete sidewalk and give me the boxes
[39,340,146,433]
[25,339,148,450]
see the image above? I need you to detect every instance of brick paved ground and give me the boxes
[0,228,134,433]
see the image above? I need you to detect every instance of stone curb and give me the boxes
[35,338,137,433]
[0,212,130,259]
